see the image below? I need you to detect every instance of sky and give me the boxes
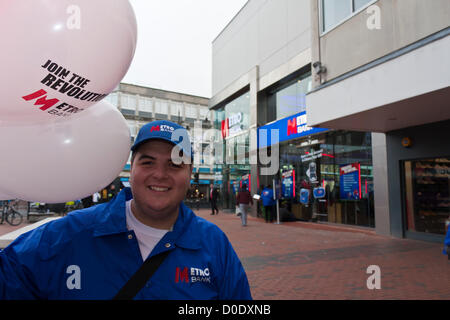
[122,0,249,98]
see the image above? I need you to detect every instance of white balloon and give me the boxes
[0,0,137,125]
[0,100,131,203]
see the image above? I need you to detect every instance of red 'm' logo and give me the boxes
[150,125,160,132]
[287,118,297,136]
[175,267,189,283]
[22,89,60,111]
[221,119,229,138]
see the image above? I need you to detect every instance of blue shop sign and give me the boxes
[258,111,329,148]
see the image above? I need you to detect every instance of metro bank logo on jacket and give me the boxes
[0,188,252,300]
[175,266,211,284]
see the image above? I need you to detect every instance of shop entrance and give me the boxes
[403,157,450,236]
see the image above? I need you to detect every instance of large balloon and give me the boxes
[0,0,137,125]
[0,100,131,203]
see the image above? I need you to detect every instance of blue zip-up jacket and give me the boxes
[0,188,252,300]
[260,188,275,207]
[444,226,450,255]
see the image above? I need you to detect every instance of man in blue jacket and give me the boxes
[0,120,252,300]
[260,185,276,223]
[444,217,450,260]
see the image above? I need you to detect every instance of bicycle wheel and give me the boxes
[6,211,23,226]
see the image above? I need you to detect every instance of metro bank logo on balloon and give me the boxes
[22,59,108,118]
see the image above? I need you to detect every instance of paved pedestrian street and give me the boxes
[195,208,450,300]
[1,209,448,300]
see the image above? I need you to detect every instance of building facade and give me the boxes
[210,0,375,227]
[105,83,215,206]
[306,0,450,242]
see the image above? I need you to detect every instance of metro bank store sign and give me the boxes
[258,111,329,148]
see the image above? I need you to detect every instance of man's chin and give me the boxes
[144,202,179,217]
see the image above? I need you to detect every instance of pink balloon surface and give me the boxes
[0,0,137,125]
[0,100,131,203]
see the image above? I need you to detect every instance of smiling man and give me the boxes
[129,139,192,230]
[0,120,252,300]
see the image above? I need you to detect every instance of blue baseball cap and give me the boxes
[131,120,192,160]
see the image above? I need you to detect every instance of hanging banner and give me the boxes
[339,163,361,200]
[281,170,295,199]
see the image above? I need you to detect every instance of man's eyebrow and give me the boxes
[137,154,181,163]
[137,154,156,161]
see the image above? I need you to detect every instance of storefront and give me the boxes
[403,157,450,236]
[212,91,252,210]
[259,119,374,227]
[257,72,375,227]
[386,119,450,242]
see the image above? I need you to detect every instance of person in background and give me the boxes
[209,184,220,215]
[444,215,450,260]
[236,184,253,227]
[260,185,275,223]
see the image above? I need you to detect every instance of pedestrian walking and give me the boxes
[209,184,219,215]
[260,185,276,223]
[0,120,252,300]
[236,184,253,226]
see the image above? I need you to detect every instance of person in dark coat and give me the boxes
[236,184,253,226]
[209,184,220,215]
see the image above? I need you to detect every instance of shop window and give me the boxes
[278,131,374,227]
[404,158,450,235]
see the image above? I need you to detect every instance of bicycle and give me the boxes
[0,199,24,226]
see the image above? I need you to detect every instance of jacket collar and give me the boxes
[93,187,201,250]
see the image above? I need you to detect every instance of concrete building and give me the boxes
[211,0,449,242]
[306,0,450,242]
[210,0,375,227]
[105,83,215,205]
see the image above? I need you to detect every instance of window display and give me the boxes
[404,158,450,235]
[278,131,374,227]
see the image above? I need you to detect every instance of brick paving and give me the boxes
[194,208,450,300]
[1,208,448,300]
[0,218,29,236]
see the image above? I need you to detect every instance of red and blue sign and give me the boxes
[281,170,295,199]
[258,111,329,148]
[339,163,361,200]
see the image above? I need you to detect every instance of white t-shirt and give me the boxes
[125,200,169,261]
